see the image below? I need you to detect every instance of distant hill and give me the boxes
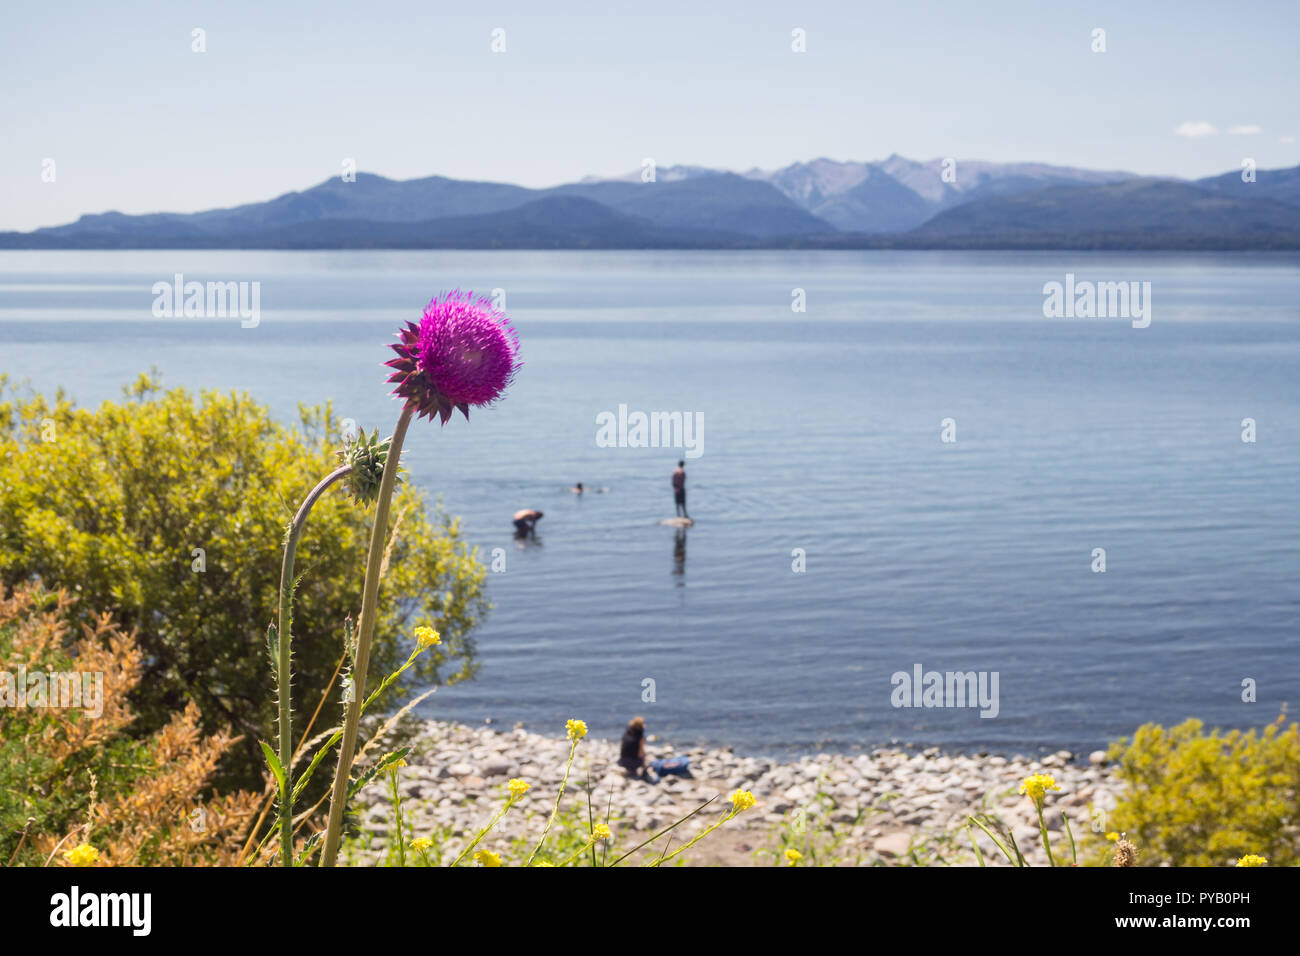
[1193,164,1300,209]
[33,174,536,243]
[904,179,1300,249]
[745,155,1138,232]
[6,172,829,248]
[552,173,830,238]
[196,197,742,249]
[3,158,1299,250]
[747,160,935,232]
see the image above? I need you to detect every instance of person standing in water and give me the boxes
[671,460,688,518]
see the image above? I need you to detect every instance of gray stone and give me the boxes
[874,832,912,858]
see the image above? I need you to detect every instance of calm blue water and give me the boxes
[2,250,1298,757]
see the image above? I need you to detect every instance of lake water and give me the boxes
[2,250,1298,758]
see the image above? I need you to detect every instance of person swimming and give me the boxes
[512,508,543,537]
[565,482,608,494]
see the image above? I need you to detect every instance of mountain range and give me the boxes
[5,155,1300,250]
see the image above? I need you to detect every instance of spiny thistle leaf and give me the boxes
[342,615,356,666]
[265,623,279,674]
[292,730,344,802]
[296,831,324,867]
[259,740,286,796]
[347,747,410,800]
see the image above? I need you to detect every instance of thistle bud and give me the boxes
[337,429,399,505]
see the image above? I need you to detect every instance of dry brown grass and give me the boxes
[2,584,260,866]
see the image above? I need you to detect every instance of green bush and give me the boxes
[0,373,488,792]
[1106,716,1300,866]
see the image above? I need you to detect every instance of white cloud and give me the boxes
[1175,121,1218,138]
[1279,135,1296,144]
[1227,125,1262,135]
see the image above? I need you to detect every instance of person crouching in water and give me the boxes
[513,508,543,538]
[619,716,653,780]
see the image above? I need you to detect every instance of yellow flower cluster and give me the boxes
[414,626,441,648]
[592,823,612,842]
[565,718,587,741]
[505,778,530,799]
[474,849,502,867]
[65,843,100,867]
[1236,854,1267,867]
[784,848,802,865]
[730,790,756,813]
[1019,773,1060,805]
[411,837,433,853]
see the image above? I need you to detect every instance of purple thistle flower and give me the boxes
[385,291,521,424]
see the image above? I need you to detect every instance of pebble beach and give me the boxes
[351,720,1124,866]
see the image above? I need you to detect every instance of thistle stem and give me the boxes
[275,464,351,867]
[321,405,414,866]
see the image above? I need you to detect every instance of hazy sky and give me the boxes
[3,0,1297,231]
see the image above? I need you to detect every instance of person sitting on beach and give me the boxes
[619,716,651,779]
[512,508,543,537]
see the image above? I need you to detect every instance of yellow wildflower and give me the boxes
[414,625,441,648]
[784,848,802,865]
[474,849,502,867]
[731,790,756,813]
[1106,832,1119,842]
[65,843,100,867]
[1236,854,1267,867]
[566,719,587,741]
[505,778,531,799]
[592,823,612,842]
[1019,773,1060,806]
[410,837,433,853]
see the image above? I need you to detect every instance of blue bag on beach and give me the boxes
[650,756,691,776]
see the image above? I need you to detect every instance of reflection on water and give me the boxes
[672,528,687,583]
